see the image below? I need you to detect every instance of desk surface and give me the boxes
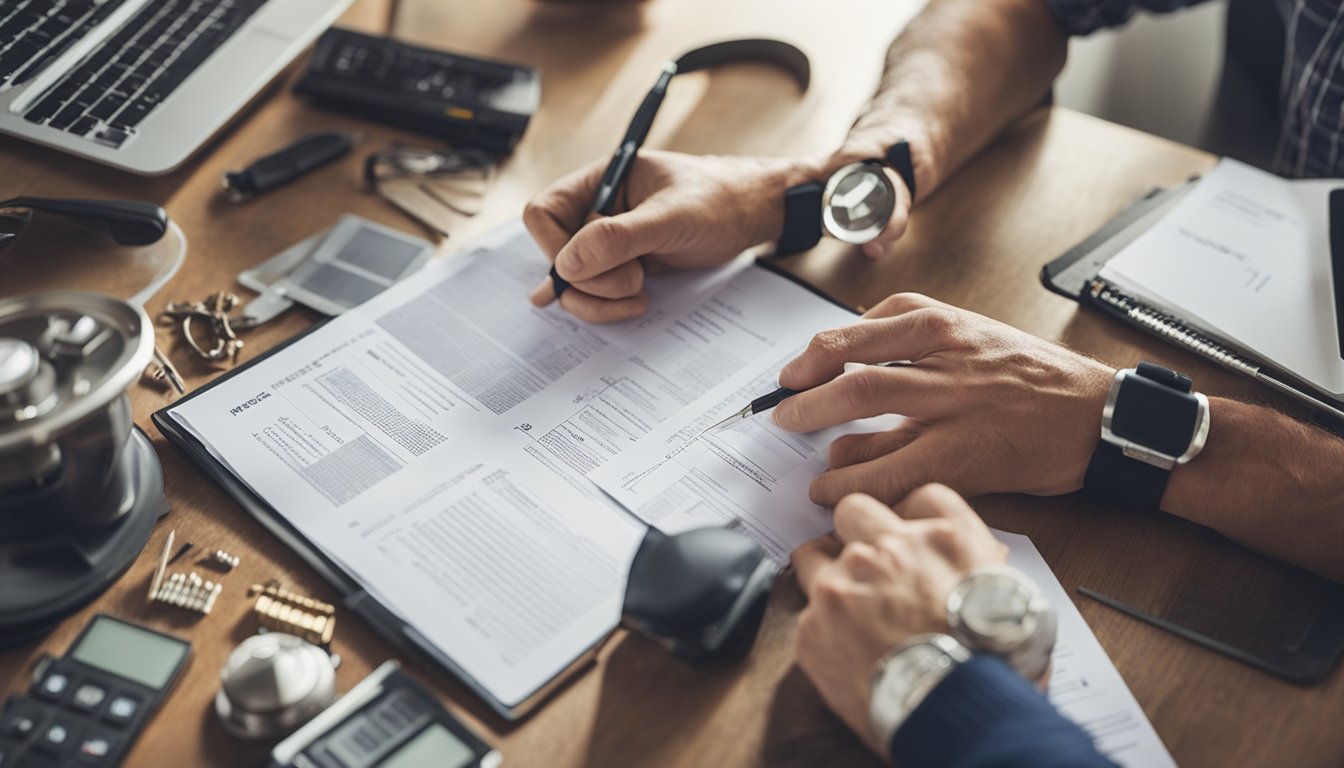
[3,1,1342,766]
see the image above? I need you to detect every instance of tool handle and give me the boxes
[750,387,801,415]
[0,196,167,246]
[224,131,355,200]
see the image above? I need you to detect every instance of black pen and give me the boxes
[549,62,679,298]
[700,362,910,436]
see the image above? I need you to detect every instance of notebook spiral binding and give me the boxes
[1087,278,1261,377]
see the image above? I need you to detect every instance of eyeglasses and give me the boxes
[363,145,494,186]
[364,145,497,235]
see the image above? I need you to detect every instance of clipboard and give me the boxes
[1042,185,1344,683]
[1041,181,1344,429]
[152,323,600,723]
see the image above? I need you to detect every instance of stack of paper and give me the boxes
[169,221,1174,764]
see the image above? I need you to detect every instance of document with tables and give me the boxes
[161,219,1177,757]
[157,220,876,716]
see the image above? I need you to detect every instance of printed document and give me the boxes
[997,531,1175,768]
[168,220,865,707]
[171,219,1176,759]
[1100,158,1344,393]
[590,363,903,561]
[593,413,1174,765]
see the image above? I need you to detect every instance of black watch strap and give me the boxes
[1083,441,1170,510]
[885,140,916,201]
[1083,362,1200,510]
[777,180,823,255]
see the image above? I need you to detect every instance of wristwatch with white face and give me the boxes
[868,633,971,751]
[946,565,1057,683]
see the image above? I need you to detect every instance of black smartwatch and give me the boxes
[1083,362,1210,510]
[777,140,916,255]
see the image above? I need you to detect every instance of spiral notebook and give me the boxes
[1042,158,1344,424]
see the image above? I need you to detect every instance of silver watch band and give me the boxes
[868,633,971,750]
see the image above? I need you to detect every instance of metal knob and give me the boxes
[215,633,337,740]
[0,338,38,395]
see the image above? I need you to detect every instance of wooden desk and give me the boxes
[3,1,1341,766]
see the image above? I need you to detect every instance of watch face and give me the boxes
[958,572,1033,642]
[822,162,896,245]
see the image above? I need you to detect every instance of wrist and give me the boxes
[869,633,971,750]
[746,154,830,245]
[1058,361,1115,494]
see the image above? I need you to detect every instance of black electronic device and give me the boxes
[293,28,540,152]
[269,661,498,768]
[621,527,778,662]
[0,615,191,767]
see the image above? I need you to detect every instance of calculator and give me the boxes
[293,28,540,152]
[270,661,498,768]
[0,615,191,767]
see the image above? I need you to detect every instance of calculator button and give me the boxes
[35,717,79,757]
[103,696,139,726]
[35,673,72,701]
[70,685,107,713]
[75,730,118,765]
[0,701,47,739]
[4,715,36,738]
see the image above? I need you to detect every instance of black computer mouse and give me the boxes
[621,526,778,662]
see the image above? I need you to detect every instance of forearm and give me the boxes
[1162,398,1344,582]
[893,656,1115,768]
[828,0,1068,200]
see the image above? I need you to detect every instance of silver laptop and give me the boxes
[0,0,353,175]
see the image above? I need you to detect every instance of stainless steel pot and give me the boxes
[0,291,153,533]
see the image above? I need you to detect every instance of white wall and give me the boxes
[1053,0,1227,150]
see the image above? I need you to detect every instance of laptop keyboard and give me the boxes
[0,0,126,90]
[20,0,268,149]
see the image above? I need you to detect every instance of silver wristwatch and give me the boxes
[868,633,971,750]
[946,564,1057,683]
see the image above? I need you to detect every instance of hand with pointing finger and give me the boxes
[792,486,1008,753]
[772,293,1114,505]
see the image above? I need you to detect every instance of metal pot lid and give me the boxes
[217,633,337,739]
[0,291,152,452]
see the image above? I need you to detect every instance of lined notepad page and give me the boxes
[1099,159,1344,395]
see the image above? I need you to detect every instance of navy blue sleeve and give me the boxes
[1044,0,1211,36]
[890,655,1118,768]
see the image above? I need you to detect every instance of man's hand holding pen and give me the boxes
[523,151,822,323]
[771,293,1115,505]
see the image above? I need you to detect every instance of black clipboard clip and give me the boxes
[1327,188,1344,359]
